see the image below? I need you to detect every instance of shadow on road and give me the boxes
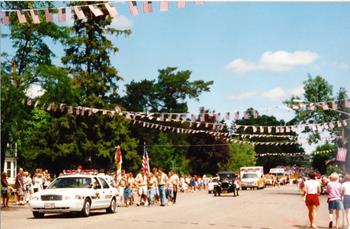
[293,225,329,229]
[27,211,109,219]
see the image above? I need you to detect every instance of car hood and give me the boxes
[241,178,258,182]
[34,188,93,196]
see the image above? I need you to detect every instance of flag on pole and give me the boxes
[128,1,139,16]
[44,9,53,22]
[73,6,86,20]
[143,1,152,14]
[142,143,150,174]
[177,1,186,8]
[17,10,27,24]
[88,4,103,17]
[105,3,117,17]
[336,147,347,162]
[115,145,122,177]
[58,8,66,22]
[159,1,169,12]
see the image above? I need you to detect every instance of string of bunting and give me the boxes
[289,98,350,111]
[235,119,349,134]
[0,1,204,25]
[256,152,305,157]
[312,149,335,155]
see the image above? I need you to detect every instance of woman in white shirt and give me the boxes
[342,174,350,229]
[303,172,321,229]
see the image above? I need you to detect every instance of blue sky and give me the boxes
[1,2,350,122]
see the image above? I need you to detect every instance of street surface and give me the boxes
[1,185,340,229]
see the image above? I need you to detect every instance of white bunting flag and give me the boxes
[73,6,86,20]
[160,1,169,12]
[309,103,316,111]
[345,99,350,108]
[177,1,186,8]
[30,10,40,24]
[234,112,239,121]
[88,4,103,17]
[331,101,337,110]
[17,10,27,24]
[260,126,264,133]
[105,3,117,17]
[252,126,257,133]
[321,102,329,110]
[44,9,53,22]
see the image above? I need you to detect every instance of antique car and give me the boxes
[208,177,219,194]
[29,174,118,218]
[213,171,238,197]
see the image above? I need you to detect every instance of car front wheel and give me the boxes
[81,199,91,217]
[33,212,45,218]
[106,198,117,213]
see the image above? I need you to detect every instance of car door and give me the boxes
[97,177,112,207]
[91,177,104,209]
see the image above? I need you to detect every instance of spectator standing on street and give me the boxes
[303,172,321,229]
[118,170,127,207]
[326,173,342,229]
[14,168,24,205]
[1,172,10,208]
[33,171,43,193]
[135,169,148,206]
[342,174,350,229]
[158,167,168,206]
[170,171,180,204]
[23,171,33,203]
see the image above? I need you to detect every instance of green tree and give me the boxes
[1,1,68,170]
[311,144,336,174]
[218,143,256,172]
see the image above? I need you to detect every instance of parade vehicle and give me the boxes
[29,174,118,218]
[264,174,276,186]
[208,177,219,194]
[269,168,288,185]
[240,166,266,190]
[213,171,238,197]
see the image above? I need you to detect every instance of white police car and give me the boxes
[29,174,118,218]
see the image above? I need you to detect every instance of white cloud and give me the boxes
[228,91,257,100]
[262,85,304,100]
[262,87,286,100]
[109,15,133,30]
[25,84,46,99]
[226,50,320,73]
[332,62,350,70]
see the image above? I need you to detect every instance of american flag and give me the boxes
[336,147,347,162]
[2,11,10,25]
[143,1,152,14]
[58,8,66,22]
[44,9,53,22]
[142,144,150,174]
[128,1,139,16]
[159,1,169,12]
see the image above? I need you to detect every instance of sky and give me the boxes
[1,1,350,152]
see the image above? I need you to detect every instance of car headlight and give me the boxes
[30,195,40,201]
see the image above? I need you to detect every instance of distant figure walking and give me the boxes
[326,173,342,229]
[341,174,350,229]
[303,172,321,229]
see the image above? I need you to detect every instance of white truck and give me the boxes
[269,168,288,185]
[240,166,265,190]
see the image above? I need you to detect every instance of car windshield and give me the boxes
[48,177,92,189]
[242,173,258,179]
[218,173,235,180]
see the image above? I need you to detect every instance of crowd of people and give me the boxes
[1,168,52,207]
[301,172,350,229]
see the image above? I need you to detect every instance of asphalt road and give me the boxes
[0,184,342,229]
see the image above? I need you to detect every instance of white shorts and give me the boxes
[138,186,148,195]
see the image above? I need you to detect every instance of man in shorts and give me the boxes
[135,169,148,206]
